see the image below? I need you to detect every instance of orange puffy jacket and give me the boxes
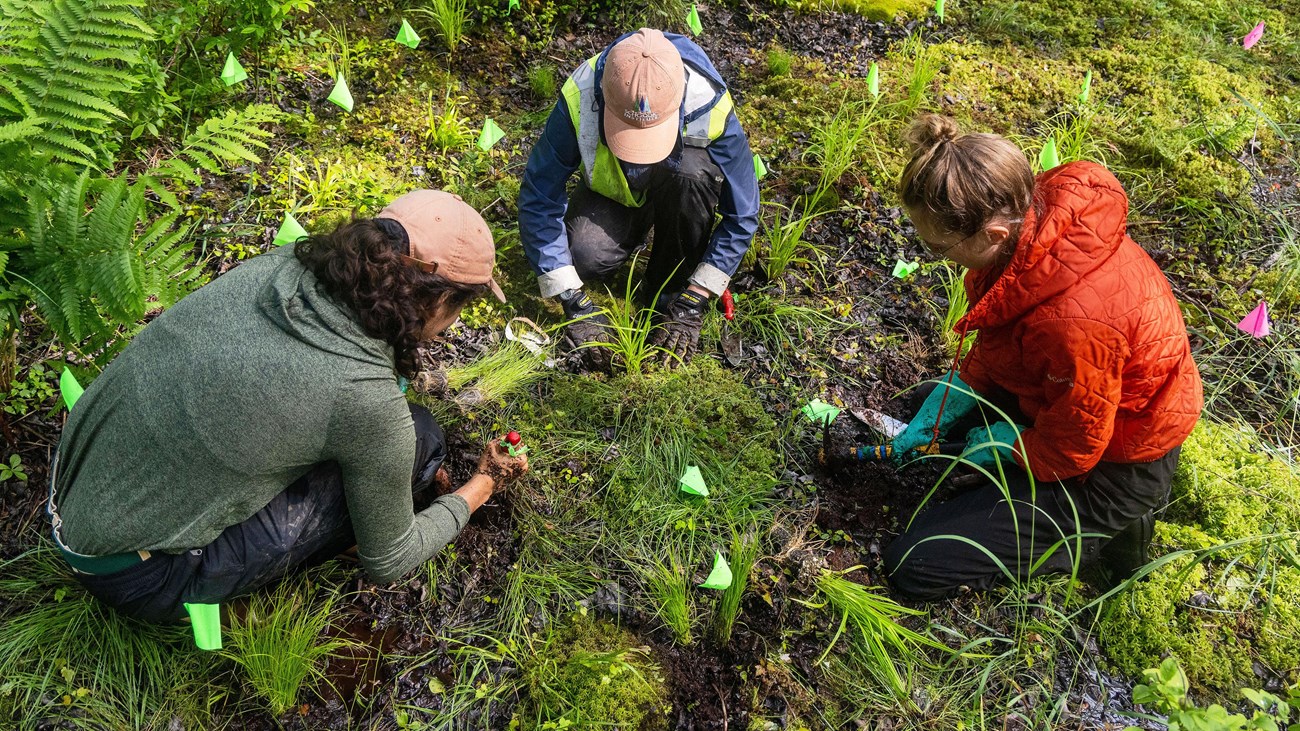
[957,161,1202,481]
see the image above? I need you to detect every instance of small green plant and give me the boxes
[423,88,474,151]
[758,200,831,281]
[898,33,940,117]
[813,569,948,702]
[766,45,793,77]
[0,454,26,482]
[711,528,759,644]
[222,578,351,716]
[527,65,557,100]
[1,362,57,416]
[575,258,673,374]
[413,0,469,53]
[284,154,349,214]
[1125,657,1297,731]
[805,97,872,208]
[323,20,353,81]
[444,341,549,407]
[926,261,972,357]
[644,557,695,645]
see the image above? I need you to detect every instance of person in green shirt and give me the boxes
[48,190,528,622]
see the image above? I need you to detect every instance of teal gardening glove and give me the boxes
[963,421,1025,470]
[890,372,979,461]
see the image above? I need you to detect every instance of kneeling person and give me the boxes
[49,191,528,622]
[518,28,759,368]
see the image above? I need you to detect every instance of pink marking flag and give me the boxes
[1237,300,1270,338]
[1243,21,1265,50]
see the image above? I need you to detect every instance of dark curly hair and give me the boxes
[294,218,488,378]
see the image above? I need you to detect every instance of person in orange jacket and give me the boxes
[882,115,1203,600]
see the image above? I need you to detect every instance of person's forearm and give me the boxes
[454,473,495,512]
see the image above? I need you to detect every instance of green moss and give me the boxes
[516,612,669,730]
[777,0,930,21]
[1099,422,1300,693]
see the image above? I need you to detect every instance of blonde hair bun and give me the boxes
[905,114,961,155]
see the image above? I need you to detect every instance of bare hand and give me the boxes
[475,438,529,492]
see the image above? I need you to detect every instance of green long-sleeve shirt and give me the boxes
[54,246,468,583]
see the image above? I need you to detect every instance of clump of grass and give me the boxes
[424,87,473,151]
[897,33,940,117]
[222,577,352,717]
[805,96,872,208]
[925,261,972,357]
[445,340,548,407]
[814,569,947,702]
[644,557,695,645]
[766,44,793,77]
[0,547,222,729]
[758,200,830,281]
[711,528,760,645]
[576,257,673,374]
[526,65,557,100]
[412,0,469,52]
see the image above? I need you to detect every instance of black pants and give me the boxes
[566,146,724,302]
[75,404,447,622]
[881,386,1179,601]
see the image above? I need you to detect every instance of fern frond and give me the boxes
[0,115,41,142]
[0,0,154,167]
[147,104,281,190]
[8,167,206,360]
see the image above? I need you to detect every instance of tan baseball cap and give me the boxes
[378,190,506,302]
[601,28,685,165]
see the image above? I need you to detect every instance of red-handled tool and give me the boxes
[719,289,742,366]
[501,431,528,457]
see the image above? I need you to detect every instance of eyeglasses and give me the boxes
[919,218,1024,257]
[922,229,980,257]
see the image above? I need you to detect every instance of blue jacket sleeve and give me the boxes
[700,112,759,286]
[519,102,581,283]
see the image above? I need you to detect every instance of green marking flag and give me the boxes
[686,3,703,36]
[892,259,920,278]
[220,52,248,87]
[935,0,945,23]
[867,62,880,98]
[700,551,733,590]
[508,0,520,11]
[395,18,421,48]
[1039,137,1059,171]
[60,368,83,411]
[1077,69,1092,104]
[679,465,709,497]
[800,398,840,426]
[273,213,309,246]
[328,74,354,112]
[753,153,767,181]
[477,118,505,151]
[184,603,222,651]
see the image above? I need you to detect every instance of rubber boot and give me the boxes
[1096,509,1155,589]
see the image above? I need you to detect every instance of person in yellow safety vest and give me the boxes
[518,28,760,370]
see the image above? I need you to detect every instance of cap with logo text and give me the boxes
[601,28,685,165]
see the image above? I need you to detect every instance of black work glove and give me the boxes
[650,289,707,367]
[559,289,613,371]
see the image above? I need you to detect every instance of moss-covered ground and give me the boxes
[1,0,1299,727]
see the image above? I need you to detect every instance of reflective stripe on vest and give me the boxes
[560,55,733,209]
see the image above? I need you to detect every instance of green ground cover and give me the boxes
[1,0,1298,726]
